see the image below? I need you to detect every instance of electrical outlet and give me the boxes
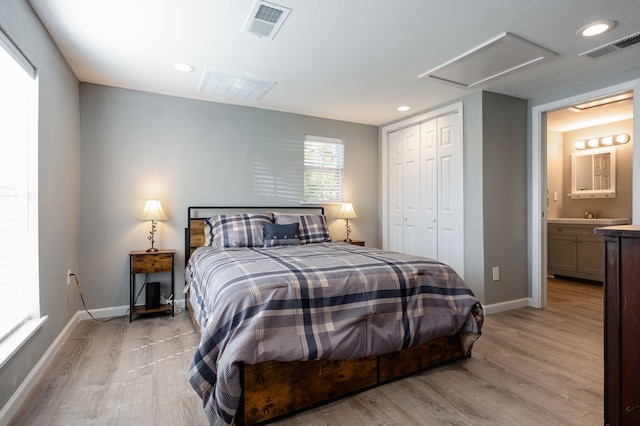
[492,266,500,282]
[67,269,72,286]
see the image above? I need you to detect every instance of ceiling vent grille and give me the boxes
[199,70,276,101]
[243,1,291,39]
[580,31,640,59]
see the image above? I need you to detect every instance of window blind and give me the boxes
[303,135,344,202]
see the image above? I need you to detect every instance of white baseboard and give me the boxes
[77,304,129,321]
[483,297,530,315]
[0,311,80,424]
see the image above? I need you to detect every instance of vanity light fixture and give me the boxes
[575,133,630,150]
[578,20,616,37]
[616,133,630,143]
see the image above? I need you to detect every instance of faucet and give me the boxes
[585,211,593,219]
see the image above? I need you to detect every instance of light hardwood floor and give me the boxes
[9,278,603,425]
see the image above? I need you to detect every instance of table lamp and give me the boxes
[138,199,168,252]
[337,202,358,242]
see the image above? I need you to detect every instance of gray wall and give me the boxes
[0,0,81,411]
[546,131,564,218]
[79,84,379,311]
[481,92,528,305]
[462,92,485,303]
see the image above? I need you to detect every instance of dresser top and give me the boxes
[594,225,640,237]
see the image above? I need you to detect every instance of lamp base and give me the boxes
[146,247,159,252]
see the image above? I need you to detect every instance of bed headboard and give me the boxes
[184,206,325,264]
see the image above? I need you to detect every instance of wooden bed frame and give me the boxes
[185,206,468,425]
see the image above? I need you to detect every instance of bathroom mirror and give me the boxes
[570,147,616,198]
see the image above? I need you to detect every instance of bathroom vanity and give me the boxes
[547,218,629,282]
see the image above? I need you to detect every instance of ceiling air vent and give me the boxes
[243,1,291,40]
[199,70,276,101]
[580,31,640,59]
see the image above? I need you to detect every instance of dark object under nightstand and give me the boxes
[341,239,365,246]
[129,249,175,322]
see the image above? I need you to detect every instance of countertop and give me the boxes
[547,218,630,226]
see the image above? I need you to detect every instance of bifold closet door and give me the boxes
[419,113,464,276]
[388,112,463,277]
[388,124,421,255]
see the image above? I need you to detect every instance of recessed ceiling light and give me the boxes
[397,106,410,112]
[578,20,616,37]
[174,63,195,72]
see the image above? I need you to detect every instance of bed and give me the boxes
[184,206,483,425]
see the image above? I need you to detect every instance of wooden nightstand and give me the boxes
[341,239,365,246]
[129,249,175,322]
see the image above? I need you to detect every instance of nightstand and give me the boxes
[341,239,365,246]
[129,249,175,322]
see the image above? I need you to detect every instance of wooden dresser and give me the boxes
[595,225,640,426]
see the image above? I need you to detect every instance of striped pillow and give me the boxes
[204,213,272,248]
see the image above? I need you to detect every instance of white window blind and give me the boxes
[303,135,344,202]
[0,30,39,343]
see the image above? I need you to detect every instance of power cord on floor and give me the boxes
[72,274,122,322]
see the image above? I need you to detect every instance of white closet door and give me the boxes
[420,119,438,260]
[388,125,421,255]
[384,103,464,278]
[388,129,405,253]
[402,125,421,256]
[436,112,464,277]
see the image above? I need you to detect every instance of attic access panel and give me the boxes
[419,33,556,88]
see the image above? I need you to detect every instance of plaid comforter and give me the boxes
[186,242,483,425]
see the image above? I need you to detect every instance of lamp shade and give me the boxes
[137,199,168,221]
[337,202,358,219]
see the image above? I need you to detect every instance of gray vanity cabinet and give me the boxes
[548,224,604,282]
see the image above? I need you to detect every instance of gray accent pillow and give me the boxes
[263,222,300,247]
[273,213,331,244]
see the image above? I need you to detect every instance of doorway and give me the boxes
[531,80,639,308]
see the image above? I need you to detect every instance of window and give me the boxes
[303,135,344,202]
[0,30,39,350]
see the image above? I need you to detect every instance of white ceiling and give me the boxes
[29,0,640,127]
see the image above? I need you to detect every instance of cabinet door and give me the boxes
[577,235,604,276]
[548,234,577,272]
